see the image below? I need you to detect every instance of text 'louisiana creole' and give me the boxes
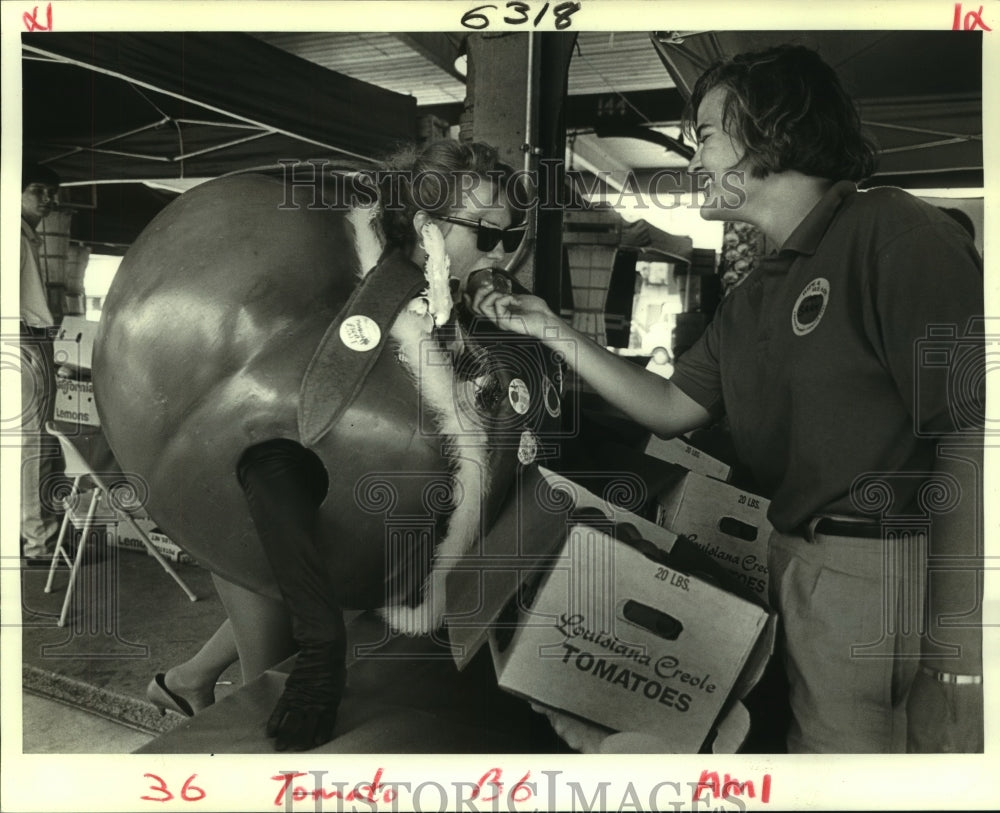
[554,613,725,712]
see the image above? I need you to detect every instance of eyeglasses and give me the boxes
[436,215,526,253]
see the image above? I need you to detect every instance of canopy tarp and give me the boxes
[22,32,418,184]
[650,30,983,189]
[65,184,180,254]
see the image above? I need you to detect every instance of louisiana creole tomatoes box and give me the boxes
[446,467,774,752]
[655,472,774,603]
[643,436,733,482]
[488,524,772,752]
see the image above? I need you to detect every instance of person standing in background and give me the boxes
[20,162,64,565]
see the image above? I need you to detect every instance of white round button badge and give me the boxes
[518,430,538,465]
[508,378,530,415]
[339,315,381,351]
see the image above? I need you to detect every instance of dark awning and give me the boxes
[650,30,983,189]
[22,32,418,183]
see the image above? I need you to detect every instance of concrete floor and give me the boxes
[22,692,154,753]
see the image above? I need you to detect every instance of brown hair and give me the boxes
[375,140,522,251]
[685,45,878,181]
[22,161,61,192]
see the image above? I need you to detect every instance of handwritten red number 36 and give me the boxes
[141,774,207,803]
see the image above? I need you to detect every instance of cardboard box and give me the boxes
[53,315,99,371]
[488,524,772,752]
[53,376,100,427]
[446,466,774,753]
[644,436,732,482]
[110,518,197,565]
[108,516,157,552]
[146,531,197,565]
[656,472,773,603]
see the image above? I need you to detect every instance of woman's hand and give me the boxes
[471,275,711,440]
[531,704,675,753]
[531,703,610,752]
[470,286,557,339]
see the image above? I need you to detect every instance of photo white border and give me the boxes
[2,1,996,810]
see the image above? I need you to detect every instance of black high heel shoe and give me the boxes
[146,673,195,717]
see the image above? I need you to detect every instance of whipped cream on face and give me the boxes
[421,222,453,326]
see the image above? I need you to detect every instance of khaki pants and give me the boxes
[768,528,925,753]
[20,338,61,558]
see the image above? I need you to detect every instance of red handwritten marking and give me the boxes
[23,2,52,31]
[271,769,396,807]
[469,768,533,803]
[472,768,504,803]
[271,768,533,807]
[141,774,206,803]
[953,3,992,30]
[510,772,534,803]
[692,770,771,803]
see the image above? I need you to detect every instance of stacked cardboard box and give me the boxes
[53,316,101,427]
[54,376,99,427]
[108,517,197,565]
[53,315,98,371]
[644,436,732,482]
[656,473,773,603]
[447,467,774,753]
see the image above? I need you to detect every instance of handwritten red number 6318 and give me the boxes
[141,774,207,803]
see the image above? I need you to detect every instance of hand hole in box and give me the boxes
[718,516,757,542]
[621,599,683,641]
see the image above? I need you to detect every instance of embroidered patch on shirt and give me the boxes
[791,278,830,337]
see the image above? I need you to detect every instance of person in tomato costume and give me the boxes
[95,141,564,751]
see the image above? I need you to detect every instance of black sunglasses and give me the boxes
[436,215,526,253]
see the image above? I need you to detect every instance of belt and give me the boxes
[20,321,54,339]
[801,515,884,543]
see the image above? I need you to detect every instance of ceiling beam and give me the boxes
[392,33,467,83]
[417,102,463,126]
[419,88,685,130]
[862,169,984,189]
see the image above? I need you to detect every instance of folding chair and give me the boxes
[44,421,197,627]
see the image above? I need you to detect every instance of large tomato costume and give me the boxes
[93,173,562,749]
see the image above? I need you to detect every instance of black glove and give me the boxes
[238,439,345,752]
[268,641,347,751]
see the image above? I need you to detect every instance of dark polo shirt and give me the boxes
[671,181,983,532]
